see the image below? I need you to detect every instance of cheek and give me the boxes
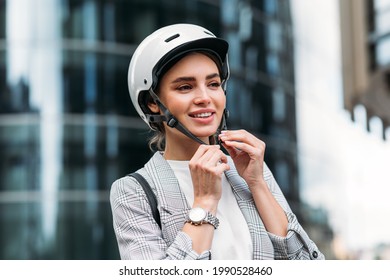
[215,93,226,109]
[161,94,189,113]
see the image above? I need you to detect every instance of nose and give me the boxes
[193,85,211,105]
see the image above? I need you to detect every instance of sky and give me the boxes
[291,0,390,255]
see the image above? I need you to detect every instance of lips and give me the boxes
[189,109,216,118]
[190,112,213,118]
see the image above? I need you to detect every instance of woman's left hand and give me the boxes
[220,130,289,237]
[219,129,266,188]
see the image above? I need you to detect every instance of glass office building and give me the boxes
[0,0,299,259]
[340,0,390,139]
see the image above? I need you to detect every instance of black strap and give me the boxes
[128,172,161,229]
[147,88,207,145]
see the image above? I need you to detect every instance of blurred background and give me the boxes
[0,0,389,260]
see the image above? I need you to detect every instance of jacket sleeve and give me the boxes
[110,176,210,260]
[263,163,325,260]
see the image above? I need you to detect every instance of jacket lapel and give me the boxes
[225,158,274,260]
[145,152,190,246]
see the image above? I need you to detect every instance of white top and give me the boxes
[167,160,253,260]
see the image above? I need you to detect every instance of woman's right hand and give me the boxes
[188,145,230,213]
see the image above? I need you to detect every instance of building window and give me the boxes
[272,87,286,122]
[368,0,390,68]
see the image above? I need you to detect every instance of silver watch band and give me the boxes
[204,211,220,229]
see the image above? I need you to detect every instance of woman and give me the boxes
[110,23,324,260]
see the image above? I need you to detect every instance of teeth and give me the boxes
[193,112,212,118]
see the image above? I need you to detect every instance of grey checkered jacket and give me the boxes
[110,152,324,260]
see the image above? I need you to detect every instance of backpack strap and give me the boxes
[127,172,161,229]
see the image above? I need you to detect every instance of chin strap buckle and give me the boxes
[167,117,178,128]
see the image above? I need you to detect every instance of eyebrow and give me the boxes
[171,73,220,84]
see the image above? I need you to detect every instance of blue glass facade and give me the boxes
[0,0,299,259]
[371,0,390,67]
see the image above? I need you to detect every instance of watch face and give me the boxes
[189,207,206,223]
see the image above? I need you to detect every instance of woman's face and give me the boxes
[151,52,226,144]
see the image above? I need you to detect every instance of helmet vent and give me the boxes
[165,33,180,42]
[204,31,213,36]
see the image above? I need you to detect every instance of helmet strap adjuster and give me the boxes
[167,117,178,128]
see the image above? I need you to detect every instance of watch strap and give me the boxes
[204,211,219,229]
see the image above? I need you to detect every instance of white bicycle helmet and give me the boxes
[128,23,230,144]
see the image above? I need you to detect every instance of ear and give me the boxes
[147,101,160,113]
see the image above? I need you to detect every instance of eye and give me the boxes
[209,81,221,88]
[177,84,192,91]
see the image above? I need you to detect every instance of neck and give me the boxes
[163,136,210,160]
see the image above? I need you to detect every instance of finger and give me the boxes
[191,145,221,169]
[219,129,259,146]
[191,144,212,162]
[220,130,265,153]
[190,145,225,170]
[223,140,262,158]
[221,141,238,157]
[215,162,230,173]
[199,147,228,169]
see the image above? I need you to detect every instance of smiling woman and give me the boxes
[150,52,226,154]
[109,23,324,260]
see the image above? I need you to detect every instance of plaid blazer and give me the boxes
[110,152,324,260]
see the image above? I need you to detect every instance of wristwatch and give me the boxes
[186,207,219,229]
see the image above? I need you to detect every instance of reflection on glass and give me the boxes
[376,37,390,66]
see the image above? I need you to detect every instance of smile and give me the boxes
[190,112,213,118]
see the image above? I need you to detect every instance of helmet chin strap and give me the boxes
[147,88,229,146]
